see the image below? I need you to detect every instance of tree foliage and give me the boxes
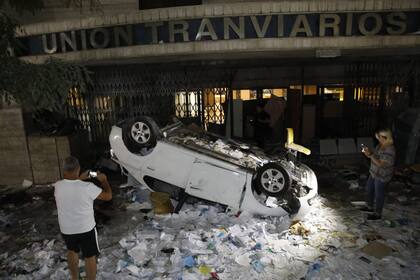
[0,0,44,14]
[0,6,92,111]
[65,0,102,12]
[0,56,91,111]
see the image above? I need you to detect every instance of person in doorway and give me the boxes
[361,128,395,220]
[264,95,286,143]
[254,102,271,148]
[54,156,112,280]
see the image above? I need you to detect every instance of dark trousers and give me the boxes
[366,175,386,215]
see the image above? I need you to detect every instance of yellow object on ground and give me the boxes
[289,220,310,237]
[199,265,212,275]
[150,192,174,214]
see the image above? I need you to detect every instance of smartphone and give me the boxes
[360,144,366,151]
[88,171,97,178]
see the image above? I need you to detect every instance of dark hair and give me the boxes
[63,156,80,172]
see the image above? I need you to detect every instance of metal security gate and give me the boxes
[68,64,233,146]
[346,61,415,136]
[67,59,418,147]
[174,88,228,130]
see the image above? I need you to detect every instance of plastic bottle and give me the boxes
[305,261,322,280]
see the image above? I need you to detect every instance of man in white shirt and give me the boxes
[54,156,112,280]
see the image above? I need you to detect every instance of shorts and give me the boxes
[62,227,100,258]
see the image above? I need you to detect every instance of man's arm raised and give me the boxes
[96,172,112,201]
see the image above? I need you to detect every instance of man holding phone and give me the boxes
[361,128,395,220]
[54,156,112,280]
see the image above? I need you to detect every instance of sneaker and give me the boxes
[359,206,374,212]
[367,213,382,220]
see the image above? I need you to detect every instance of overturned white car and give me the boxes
[109,117,317,217]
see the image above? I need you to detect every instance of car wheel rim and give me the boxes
[131,122,151,144]
[260,168,285,193]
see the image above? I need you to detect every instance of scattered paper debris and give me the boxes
[2,179,420,280]
[22,179,33,188]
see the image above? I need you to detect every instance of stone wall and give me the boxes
[27,136,71,184]
[0,108,33,185]
[0,108,73,186]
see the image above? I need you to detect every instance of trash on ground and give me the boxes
[361,241,394,259]
[150,192,174,214]
[289,220,310,237]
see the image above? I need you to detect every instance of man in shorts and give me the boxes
[54,156,112,280]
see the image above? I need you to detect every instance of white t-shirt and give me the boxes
[54,179,102,234]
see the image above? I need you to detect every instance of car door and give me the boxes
[142,142,195,188]
[186,159,247,209]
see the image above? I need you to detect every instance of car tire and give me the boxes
[254,163,290,197]
[123,117,160,153]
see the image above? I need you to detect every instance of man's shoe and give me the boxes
[359,206,374,212]
[367,213,382,220]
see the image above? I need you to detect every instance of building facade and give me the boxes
[14,0,420,148]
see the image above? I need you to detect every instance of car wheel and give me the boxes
[254,163,290,197]
[123,117,160,152]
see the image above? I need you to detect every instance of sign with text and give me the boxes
[18,11,420,57]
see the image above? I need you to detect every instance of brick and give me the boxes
[364,0,375,11]
[223,5,233,16]
[150,9,159,21]
[102,15,112,25]
[109,15,118,25]
[271,3,281,13]
[56,138,71,159]
[281,1,291,13]
[143,11,152,22]
[397,1,409,9]
[194,5,205,18]
[261,3,271,14]
[25,136,72,183]
[326,0,337,12]
[390,1,400,9]
[411,0,420,9]
[204,5,214,17]
[373,0,384,10]
[230,3,243,14]
[132,12,142,23]
[94,16,104,27]
[214,5,224,16]
[308,1,318,12]
[159,9,169,20]
[168,8,178,19]
[118,14,127,24]
[326,0,336,12]
[250,4,262,14]
[186,6,195,18]
[383,0,394,10]
[0,109,25,137]
[177,7,187,19]
[125,13,135,23]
